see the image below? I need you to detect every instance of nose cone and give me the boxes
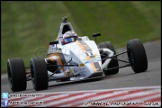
[69,43,102,73]
[63,40,103,78]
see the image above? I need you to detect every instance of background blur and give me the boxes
[1,1,161,74]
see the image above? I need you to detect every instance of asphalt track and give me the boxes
[1,40,161,93]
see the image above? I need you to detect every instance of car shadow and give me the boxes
[48,77,103,88]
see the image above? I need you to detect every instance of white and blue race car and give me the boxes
[7,17,148,92]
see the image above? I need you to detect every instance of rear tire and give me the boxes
[98,41,119,75]
[30,57,48,91]
[127,39,148,73]
[7,58,27,92]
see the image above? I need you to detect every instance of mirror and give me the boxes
[49,41,59,45]
[92,32,101,37]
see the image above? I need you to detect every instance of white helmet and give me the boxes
[62,31,78,45]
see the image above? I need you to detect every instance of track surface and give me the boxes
[1,40,161,93]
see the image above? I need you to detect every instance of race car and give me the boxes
[7,16,148,92]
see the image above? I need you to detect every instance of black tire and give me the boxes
[127,39,148,73]
[98,41,119,75]
[30,57,48,91]
[7,58,27,92]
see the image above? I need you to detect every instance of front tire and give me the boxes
[7,58,27,92]
[30,57,48,91]
[127,39,148,73]
[98,41,119,75]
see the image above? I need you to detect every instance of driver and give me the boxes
[62,31,78,45]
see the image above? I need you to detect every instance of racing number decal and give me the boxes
[76,40,97,72]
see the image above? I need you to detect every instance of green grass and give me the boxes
[64,1,160,47]
[1,1,161,74]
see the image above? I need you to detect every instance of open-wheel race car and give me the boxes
[7,17,148,92]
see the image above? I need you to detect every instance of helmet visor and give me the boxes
[64,37,76,43]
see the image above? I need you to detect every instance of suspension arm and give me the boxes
[47,64,78,67]
[104,63,131,71]
[48,58,73,79]
[114,50,128,57]
[102,50,127,59]
[102,50,128,60]
[113,58,130,63]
